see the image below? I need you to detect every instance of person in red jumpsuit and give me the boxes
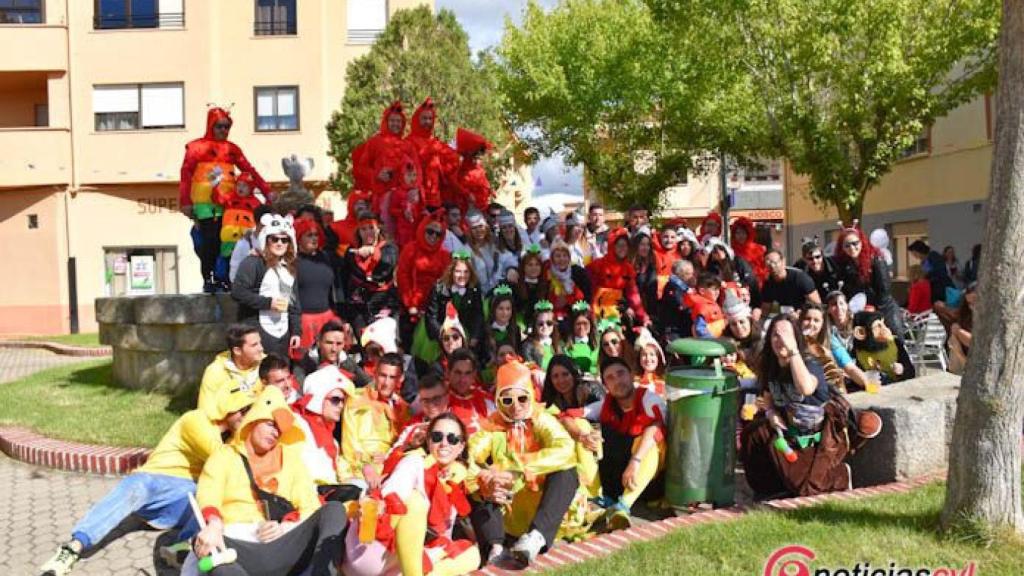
[731,216,768,286]
[405,98,460,212]
[352,101,418,217]
[397,212,452,348]
[446,128,494,215]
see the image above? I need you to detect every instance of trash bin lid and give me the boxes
[667,338,736,359]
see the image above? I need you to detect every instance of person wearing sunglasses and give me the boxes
[596,318,637,374]
[468,361,583,568]
[39,386,256,576]
[794,240,840,303]
[520,300,563,371]
[343,413,480,576]
[232,213,301,359]
[591,356,667,531]
[292,365,361,499]
[398,211,452,351]
[833,224,905,337]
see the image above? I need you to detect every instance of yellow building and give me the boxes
[0,0,430,335]
[783,94,992,283]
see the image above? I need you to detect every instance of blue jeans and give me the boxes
[71,472,198,550]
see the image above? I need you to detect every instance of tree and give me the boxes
[497,0,766,211]
[941,0,1024,535]
[649,0,1000,222]
[326,7,509,191]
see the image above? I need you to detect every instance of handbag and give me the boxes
[239,453,296,522]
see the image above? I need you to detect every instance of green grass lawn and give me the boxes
[554,481,1024,576]
[24,332,102,347]
[0,360,186,448]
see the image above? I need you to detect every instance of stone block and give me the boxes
[95,297,135,324]
[131,295,225,325]
[112,348,217,394]
[847,372,961,487]
[105,324,177,352]
[214,293,240,323]
[175,324,228,353]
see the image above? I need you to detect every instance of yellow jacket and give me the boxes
[197,351,263,419]
[197,388,319,525]
[137,410,224,480]
[338,390,400,480]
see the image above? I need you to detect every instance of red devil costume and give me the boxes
[731,216,767,285]
[352,101,418,212]
[405,98,460,211]
[446,128,494,215]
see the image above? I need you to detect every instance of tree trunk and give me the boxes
[941,0,1024,534]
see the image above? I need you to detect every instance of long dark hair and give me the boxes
[487,289,522,359]
[757,314,809,391]
[540,354,584,410]
[426,412,468,464]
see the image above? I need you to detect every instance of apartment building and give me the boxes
[0,0,431,334]
[783,94,992,287]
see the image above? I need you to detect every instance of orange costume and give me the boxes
[586,228,648,323]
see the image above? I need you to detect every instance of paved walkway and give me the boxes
[1,453,160,576]
[0,347,93,385]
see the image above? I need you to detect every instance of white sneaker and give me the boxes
[510,529,546,566]
[486,544,505,566]
[40,544,80,576]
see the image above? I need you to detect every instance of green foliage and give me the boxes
[326,7,510,191]
[649,0,1000,221]
[498,0,767,211]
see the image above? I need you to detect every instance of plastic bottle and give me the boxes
[774,431,798,463]
[198,548,237,573]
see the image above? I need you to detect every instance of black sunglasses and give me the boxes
[429,431,463,445]
[325,395,345,406]
[499,394,530,407]
[425,228,442,238]
[268,236,290,245]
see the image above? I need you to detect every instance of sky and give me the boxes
[435,0,584,199]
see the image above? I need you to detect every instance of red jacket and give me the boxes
[586,228,647,323]
[329,189,373,255]
[405,98,460,209]
[698,211,724,242]
[179,108,270,214]
[397,213,451,311]
[907,279,932,314]
[652,231,682,300]
[731,217,767,285]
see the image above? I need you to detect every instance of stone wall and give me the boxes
[96,294,238,394]
[847,372,961,487]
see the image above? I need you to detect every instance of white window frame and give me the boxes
[254,85,300,132]
[347,0,388,44]
[93,82,185,132]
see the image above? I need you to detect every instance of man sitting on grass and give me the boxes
[197,324,265,417]
[39,386,256,576]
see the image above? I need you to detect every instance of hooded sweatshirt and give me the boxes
[405,98,461,209]
[197,350,264,419]
[179,108,270,220]
[448,128,494,214]
[353,102,418,202]
[397,213,452,312]
[730,217,767,285]
[698,211,724,244]
[329,189,374,255]
[586,228,648,323]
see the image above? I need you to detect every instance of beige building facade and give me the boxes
[783,94,992,284]
[0,0,431,334]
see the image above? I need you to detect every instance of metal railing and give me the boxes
[93,12,185,30]
[254,18,296,36]
[1,7,43,24]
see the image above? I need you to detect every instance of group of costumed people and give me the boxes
[40,100,923,576]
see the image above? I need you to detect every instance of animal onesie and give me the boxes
[405,98,461,211]
[446,128,494,215]
[586,228,648,323]
[352,101,418,210]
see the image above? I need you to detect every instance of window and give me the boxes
[94,0,183,29]
[93,83,184,131]
[0,0,43,23]
[347,0,387,44]
[254,86,299,131]
[890,220,928,281]
[744,158,781,182]
[255,0,296,35]
[899,127,931,159]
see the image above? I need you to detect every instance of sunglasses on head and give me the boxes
[429,431,464,445]
[499,394,531,407]
[325,395,345,406]
[268,236,290,245]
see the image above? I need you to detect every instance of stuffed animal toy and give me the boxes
[852,310,915,383]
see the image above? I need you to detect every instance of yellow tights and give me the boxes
[394,492,482,576]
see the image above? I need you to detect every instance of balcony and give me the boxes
[0,128,72,188]
[0,25,67,71]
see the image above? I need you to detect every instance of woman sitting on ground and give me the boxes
[192,387,347,576]
[539,354,603,497]
[342,413,481,576]
[739,315,858,498]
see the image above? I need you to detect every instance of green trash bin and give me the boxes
[664,338,740,508]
